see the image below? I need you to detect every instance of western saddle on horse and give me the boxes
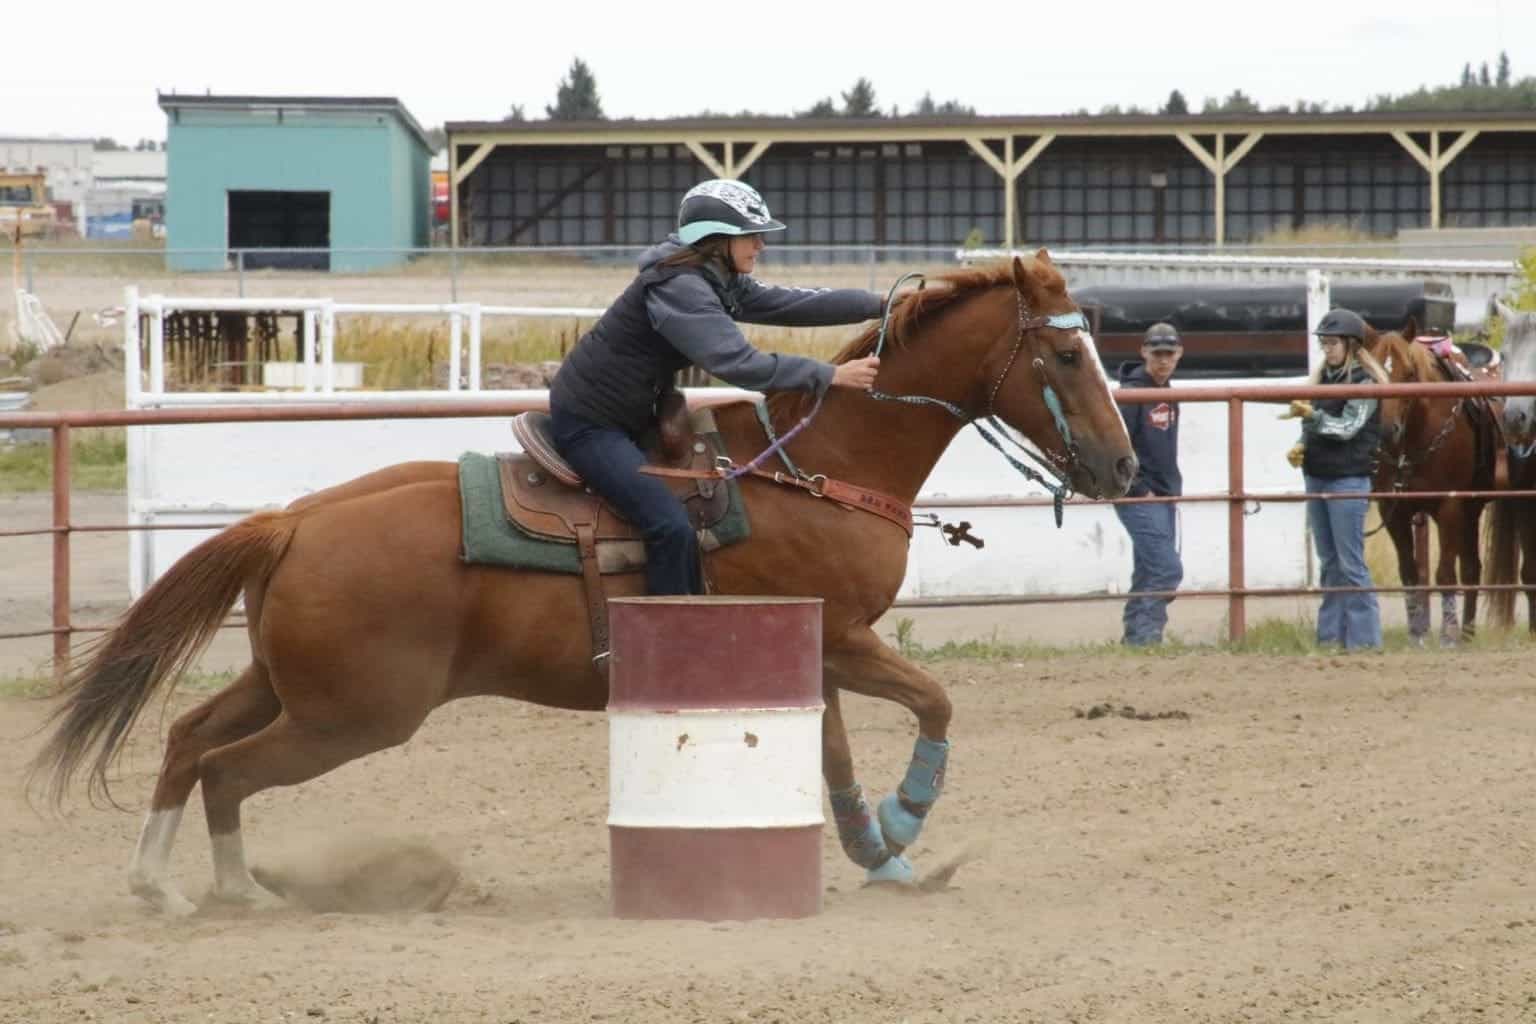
[500,396,735,670]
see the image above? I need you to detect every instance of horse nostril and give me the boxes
[1114,456,1137,489]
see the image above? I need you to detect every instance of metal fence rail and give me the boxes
[7,378,1536,666]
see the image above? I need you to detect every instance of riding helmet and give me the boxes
[677,179,786,246]
[1313,308,1369,341]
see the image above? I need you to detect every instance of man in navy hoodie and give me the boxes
[1114,323,1185,645]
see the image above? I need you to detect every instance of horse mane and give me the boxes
[1377,330,1448,382]
[828,257,1066,365]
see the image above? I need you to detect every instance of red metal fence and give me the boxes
[6,379,1536,667]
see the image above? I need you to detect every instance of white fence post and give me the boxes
[1306,269,1331,380]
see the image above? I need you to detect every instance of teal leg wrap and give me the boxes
[829,783,894,871]
[878,736,950,849]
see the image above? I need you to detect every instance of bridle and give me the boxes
[863,272,1089,526]
[735,271,1095,529]
[1378,341,1464,491]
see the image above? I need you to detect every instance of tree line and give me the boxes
[523,52,1534,123]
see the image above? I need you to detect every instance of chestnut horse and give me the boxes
[1484,302,1536,630]
[1369,328,1500,645]
[28,253,1136,915]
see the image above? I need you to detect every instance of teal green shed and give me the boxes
[158,94,432,272]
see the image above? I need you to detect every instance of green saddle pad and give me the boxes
[456,450,751,573]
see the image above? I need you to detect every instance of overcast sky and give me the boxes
[4,0,1529,144]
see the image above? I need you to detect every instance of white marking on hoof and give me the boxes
[129,807,196,916]
[208,830,260,904]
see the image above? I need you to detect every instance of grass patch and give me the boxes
[886,613,1536,662]
[0,434,125,492]
[325,317,849,390]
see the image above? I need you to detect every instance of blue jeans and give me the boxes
[548,407,701,596]
[1305,474,1382,650]
[1114,500,1183,645]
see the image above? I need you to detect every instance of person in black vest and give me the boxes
[1285,308,1388,649]
[1114,322,1185,645]
[548,179,883,597]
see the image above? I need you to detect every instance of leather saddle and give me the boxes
[1417,337,1507,489]
[500,396,734,672]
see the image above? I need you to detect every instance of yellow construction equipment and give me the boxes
[0,173,56,239]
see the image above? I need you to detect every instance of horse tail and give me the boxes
[27,511,300,809]
[1483,498,1518,629]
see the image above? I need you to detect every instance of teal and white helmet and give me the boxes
[677,179,786,246]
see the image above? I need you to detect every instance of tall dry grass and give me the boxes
[330,317,859,390]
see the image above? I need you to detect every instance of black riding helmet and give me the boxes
[1313,308,1369,342]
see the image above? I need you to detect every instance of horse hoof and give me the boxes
[877,793,926,851]
[131,883,198,917]
[865,854,915,887]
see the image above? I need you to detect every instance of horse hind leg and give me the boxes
[195,708,419,904]
[129,665,281,915]
[1460,507,1483,640]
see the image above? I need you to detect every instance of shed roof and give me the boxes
[158,93,432,151]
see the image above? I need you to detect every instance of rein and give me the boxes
[666,271,1093,533]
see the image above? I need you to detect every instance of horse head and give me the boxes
[986,251,1136,498]
[1494,300,1536,447]
[1368,329,1419,451]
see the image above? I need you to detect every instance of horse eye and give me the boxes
[1057,350,1079,366]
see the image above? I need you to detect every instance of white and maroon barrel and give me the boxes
[606,596,824,921]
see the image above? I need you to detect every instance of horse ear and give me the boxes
[1009,254,1029,293]
[1034,247,1054,266]
[1401,315,1420,341]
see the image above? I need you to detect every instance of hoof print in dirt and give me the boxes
[1074,703,1191,722]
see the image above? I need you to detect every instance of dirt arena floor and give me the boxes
[4,636,1536,1021]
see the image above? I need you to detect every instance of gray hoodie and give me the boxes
[549,237,882,436]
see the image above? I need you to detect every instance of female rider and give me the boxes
[548,178,883,597]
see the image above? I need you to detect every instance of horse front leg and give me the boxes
[1433,508,1462,646]
[1384,508,1427,644]
[822,687,913,884]
[825,627,952,860]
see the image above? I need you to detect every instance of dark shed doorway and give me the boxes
[228,190,331,270]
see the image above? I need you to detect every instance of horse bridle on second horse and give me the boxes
[1378,340,1464,491]
[864,271,1089,526]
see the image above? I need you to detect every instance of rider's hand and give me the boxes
[1288,399,1314,420]
[832,356,880,391]
[1286,442,1306,469]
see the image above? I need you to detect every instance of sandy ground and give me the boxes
[3,646,1536,1022]
[4,486,1536,1021]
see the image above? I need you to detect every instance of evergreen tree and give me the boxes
[840,78,881,118]
[1497,51,1512,88]
[1161,89,1189,115]
[1479,61,1491,87]
[545,58,604,120]
[796,97,838,118]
